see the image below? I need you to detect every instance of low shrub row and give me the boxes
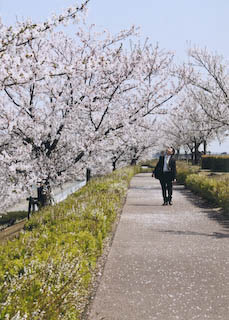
[139,159,157,168]
[201,155,229,172]
[176,161,229,212]
[0,166,139,320]
[139,159,158,173]
[176,161,200,184]
[185,174,229,211]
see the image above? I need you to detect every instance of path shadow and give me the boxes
[128,204,163,207]
[134,173,152,178]
[130,186,156,191]
[175,184,229,232]
[176,187,214,209]
[205,210,229,230]
[155,229,229,239]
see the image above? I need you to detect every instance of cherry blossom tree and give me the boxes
[0,1,89,52]
[162,93,217,163]
[0,1,91,210]
[0,12,184,211]
[186,47,229,131]
[103,118,160,170]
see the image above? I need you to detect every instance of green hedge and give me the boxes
[176,162,229,212]
[201,155,229,172]
[138,159,158,173]
[139,159,157,168]
[0,166,139,320]
[186,174,229,211]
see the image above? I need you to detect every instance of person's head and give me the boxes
[166,147,175,155]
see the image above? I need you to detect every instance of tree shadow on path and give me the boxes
[156,229,229,239]
[175,184,229,234]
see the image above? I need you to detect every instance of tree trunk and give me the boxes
[86,168,91,182]
[176,149,180,160]
[130,158,137,166]
[203,140,207,155]
[112,161,116,171]
[194,140,201,165]
[37,185,52,208]
[191,151,194,164]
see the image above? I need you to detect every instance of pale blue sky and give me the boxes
[0,0,229,152]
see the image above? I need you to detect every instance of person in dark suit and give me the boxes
[153,147,176,205]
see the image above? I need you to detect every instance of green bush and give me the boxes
[0,166,139,320]
[138,159,157,173]
[185,174,229,212]
[176,161,200,185]
[139,159,157,168]
[176,161,229,212]
[186,174,218,203]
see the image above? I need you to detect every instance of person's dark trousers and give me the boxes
[159,172,173,203]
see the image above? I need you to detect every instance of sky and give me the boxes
[0,0,229,153]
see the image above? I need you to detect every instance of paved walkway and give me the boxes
[88,173,229,320]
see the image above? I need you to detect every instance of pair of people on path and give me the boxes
[153,147,176,205]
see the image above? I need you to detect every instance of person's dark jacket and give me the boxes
[153,155,176,181]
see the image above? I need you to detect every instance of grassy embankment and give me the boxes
[1,160,229,319]
[0,166,140,320]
